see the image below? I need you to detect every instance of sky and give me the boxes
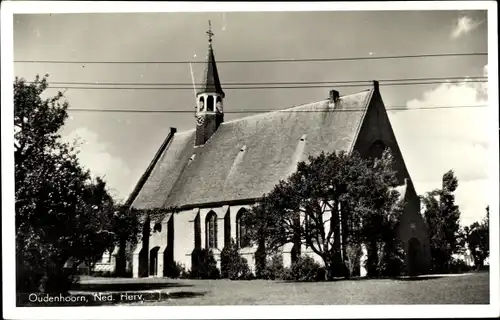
[13,10,491,226]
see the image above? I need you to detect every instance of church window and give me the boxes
[207,96,214,112]
[206,211,218,249]
[236,208,250,248]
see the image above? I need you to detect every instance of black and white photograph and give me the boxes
[2,1,498,319]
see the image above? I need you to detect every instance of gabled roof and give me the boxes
[197,43,225,98]
[131,88,375,210]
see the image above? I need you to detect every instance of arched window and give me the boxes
[199,96,205,112]
[207,96,214,112]
[236,209,250,248]
[206,211,218,249]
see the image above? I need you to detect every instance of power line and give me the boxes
[14,52,488,64]
[43,80,487,91]
[26,76,487,87]
[66,105,489,114]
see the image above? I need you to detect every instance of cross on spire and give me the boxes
[206,20,214,43]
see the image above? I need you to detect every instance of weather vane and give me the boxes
[206,20,214,43]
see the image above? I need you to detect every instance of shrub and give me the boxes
[449,258,473,274]
[286,255,324,281]
[221,239,251,280]
[264,253,285,280]
[278,266,293,280]
[179,268,192,279]
[190,248,220,279]
[242,272,256,280]
[165,261,185,279]
[16,247,79,295]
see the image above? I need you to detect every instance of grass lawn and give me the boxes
[72,272,490,305]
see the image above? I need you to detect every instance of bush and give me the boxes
[449,258,473,274]
[190,248,220,279]
[264,253,285,280]
[284,255,324,281]
[179,268,192,279]
[165,261,185,279]
[253,253,287,280]
[221,239,251,280]
[242,272,256,280]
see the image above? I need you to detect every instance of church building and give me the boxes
[108,23,431,278]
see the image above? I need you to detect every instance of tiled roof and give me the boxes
[131,88,374,210]
[131,129,196,210]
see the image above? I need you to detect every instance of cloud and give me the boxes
[62,127,132,202]
[390,64,490,225]
[450,16,483,39]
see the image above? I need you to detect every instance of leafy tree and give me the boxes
[15,75,181,294]
[421,170,461,273]
[15,75,120,294]
[243,150,402,280]
[466,206,489,269]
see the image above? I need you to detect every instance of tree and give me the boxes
[243,150,402,280]
[421,170,461,273]
[15,75,119,294]
[466,206,489,269]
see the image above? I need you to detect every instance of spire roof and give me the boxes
[198,21,225,98]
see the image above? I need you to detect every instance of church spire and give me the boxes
[195,20,225,146]
[197,20,225,98]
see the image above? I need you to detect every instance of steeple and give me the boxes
[197,20,225,98]
[195,20,225,146]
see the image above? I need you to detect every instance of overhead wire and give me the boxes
[14,52,488,64]
[25,76,487,87]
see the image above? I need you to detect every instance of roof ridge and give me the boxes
[221,89,372,126]
[221,99,329,126]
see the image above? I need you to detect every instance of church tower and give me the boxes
[195,20,225,146]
